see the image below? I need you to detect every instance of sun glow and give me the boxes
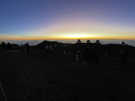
[1,32,135,40]
[57,33,99,39]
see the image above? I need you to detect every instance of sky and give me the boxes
[0,0,135,40]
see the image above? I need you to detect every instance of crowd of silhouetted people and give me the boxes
[0,40,131,65]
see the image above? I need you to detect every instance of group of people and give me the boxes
[0,40,129,65]
[71,40,129,64]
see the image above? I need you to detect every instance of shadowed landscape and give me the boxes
[0,40,135,101]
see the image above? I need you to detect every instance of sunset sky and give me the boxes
[0,0,135,40]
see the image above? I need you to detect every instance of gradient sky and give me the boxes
[0,0,135,40]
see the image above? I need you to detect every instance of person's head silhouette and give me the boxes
[76,39,81,44]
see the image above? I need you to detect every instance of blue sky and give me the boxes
[0,0,135,40]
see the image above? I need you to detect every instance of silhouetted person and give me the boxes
[75,50,82,62]
[92,47,99,64]
[0,81,7,101]
[83,47,99,64]
[6,42,12,50]
[95,40,101,45]
[86,40,91,48]
[25,43,30,55]
[121,41,126,46]
[86,40,91,44]
[1,42,6,49]
[73,39,83,62]
[120,47,128,64]
[105,47,111,57]
[119,41,128,64]
[76,39,81,44]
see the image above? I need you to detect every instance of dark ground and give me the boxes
[0,47,135,101]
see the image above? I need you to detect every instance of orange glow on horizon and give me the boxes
[1,34,135,40]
